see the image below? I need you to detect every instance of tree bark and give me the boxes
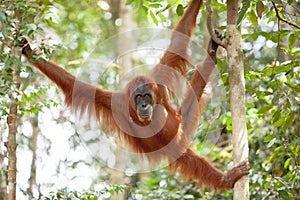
[0,127,7,200]
[109,1,138,199]
[5,54,20,200]
[226,0,249,199]
[27,116,39,199]
[118,0,137,78]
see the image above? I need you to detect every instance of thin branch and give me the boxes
[206,0,227,48]
[273,8,280,71]
[272,1,300,30]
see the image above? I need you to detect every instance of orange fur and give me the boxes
[22,0,248,191]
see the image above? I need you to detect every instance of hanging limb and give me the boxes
[206,0,226,48]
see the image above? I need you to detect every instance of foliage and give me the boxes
[126,0,185,26]
[128,167,238,200]
[0,0,299,199]
[0,0,58,118]
[129,0,300,199]
[240,1,300,199]
[43,184,127,200]
[128,168,202,200]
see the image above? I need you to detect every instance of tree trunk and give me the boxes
[118,0,137,77]
[110,1,138,200]
[28,116,39,199]
[5,58,20,200]
[226,0,249,199]
[0,127,7,200]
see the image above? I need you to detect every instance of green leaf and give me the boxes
[248,9,258,26]
[288,33,296,48]
[263,181,270,189]
[284,82,300,93]
[265,146,283,164]
[237,1,250,27]
[133,0,141,9]
[143,0,149,6]
[283,112,295,130]
[262,67,273,76]
[226,113,232,131]
[295,145,300,156]
[274,116,285,128]
[141,5,148,16]
[110,189,115,196]
[271,110,281,123]
[158,13,167,22]
[284,158,292,169]
[176,4,184,16]
[258,105,272,115]
[125,0,134,5]
[149,10,158,25]
[149,3,162,9]
[20,23,37,34]
[256,0,265,18]
[274,64,291,74]
[265,153,275,164]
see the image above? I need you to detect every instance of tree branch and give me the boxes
[206,0,227,48]
[272,1,300,30]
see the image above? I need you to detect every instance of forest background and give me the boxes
[0,0,299,199]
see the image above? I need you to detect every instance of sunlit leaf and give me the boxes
[133,0,141,9]
[149,10,158,25]
[262,67,273,76]
[265,146,283,164]
[284,158,292,169]
[176,4,184,16]
[149,3,162,9]
[248,10,258,26]
[143,0,149,6]
[158,13,167,22]
[265,153,275,164]
[141,5,148,16]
